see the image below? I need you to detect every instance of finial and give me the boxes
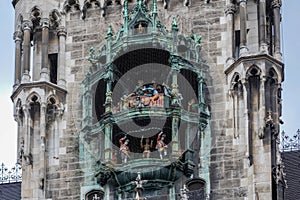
[106,24,114,39]
[153,0,157,14]
[172,16,179,31]
[123,0,128,17]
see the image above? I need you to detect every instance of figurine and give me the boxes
[156,131,167,159]
[119,135,130,163]
[140,136,153,158]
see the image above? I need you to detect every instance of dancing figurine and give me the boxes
[140,136,153,158]
[119,135,130,163]
[156,131,167,159]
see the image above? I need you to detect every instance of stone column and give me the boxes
[39,103,46,196]
[241,79,251,165]
[40,18,50,81]
[259,0,268,53]
[239,0,248,56]
[272,0,282,60]
[225,2,235,65]
[22,104,31,164]
[13,31,23,87]
[22,21,32,82]
[258,76,266,139]
[57,27,67,88]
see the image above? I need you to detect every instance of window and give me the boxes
[49,53,58,84]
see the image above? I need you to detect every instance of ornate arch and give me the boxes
[49,9,62,29]
[82,0,101,19]
[267,68,279,83]
[246,65,261,79]
[29,6,42,29]
[63,0,80,14]
[230,72,241,90]
[26,92,41,105]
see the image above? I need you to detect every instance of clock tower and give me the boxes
[11,0,285,199]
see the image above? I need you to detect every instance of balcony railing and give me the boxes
[281,129,300,152]
[0,163,22,184]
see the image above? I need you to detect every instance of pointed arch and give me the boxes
[64,0,80,14]
[26,92,41,105]
[49,9,62,29]
[246,65,261,78]
[230,72,241,90]
[29,6,42,29]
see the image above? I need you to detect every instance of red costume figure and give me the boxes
[156,131,167,159]
[119,135,130,163]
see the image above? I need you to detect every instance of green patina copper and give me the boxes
[81,1,211,199]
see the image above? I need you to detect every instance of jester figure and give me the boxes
[156,131,167,159]
[119,135,130,163]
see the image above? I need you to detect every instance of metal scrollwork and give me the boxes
[0,163,22,184]
[281,129,300,151]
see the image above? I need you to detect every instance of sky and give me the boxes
[0,1,299,169]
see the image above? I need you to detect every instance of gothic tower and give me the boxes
[11,0,284,199]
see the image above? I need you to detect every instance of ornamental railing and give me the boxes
[280,129,300,152]
[117,188,207,200]
[0,163,22,184]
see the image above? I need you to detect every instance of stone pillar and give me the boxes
[57,27,67,88]
[225,2,235,65]
[39,103,46,197]
[259,0,268,53]
[259,76,266,139]
[40,18,50,81]
[13,31,23,87]
[22,21,32,82]
[239,0,248,56]
[22,104,31,164]
[241,79,251,165]
[272,0,282,60]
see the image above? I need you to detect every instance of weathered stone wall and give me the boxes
[12,0,284,199]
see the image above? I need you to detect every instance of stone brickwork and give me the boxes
[11,0,285,199]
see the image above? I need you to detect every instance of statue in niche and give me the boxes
[119,135,130,163]
[140,136,153,158]
[156,131,168,159]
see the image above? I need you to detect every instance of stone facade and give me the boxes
[11,0,285,199]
